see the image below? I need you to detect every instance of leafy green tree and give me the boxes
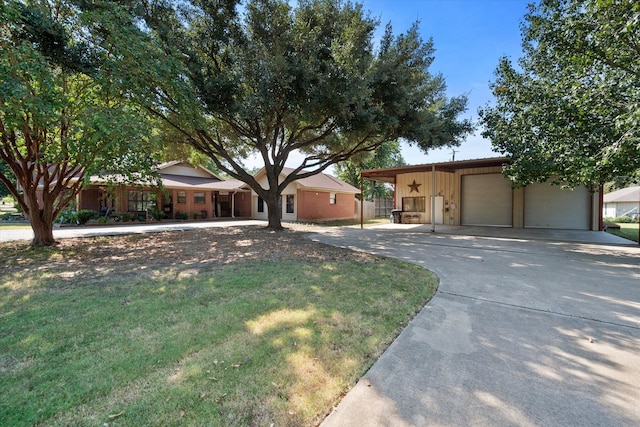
[479,0,640,188]
[0,159,14,199]
[336,140,406,200]
[140,0,473,229]
[0,1,159,246]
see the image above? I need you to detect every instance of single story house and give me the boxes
[75,162,360,223]
[77,161,251,220]
[361,157,602,230]
[250,167,360,222]
[603,186,640,219]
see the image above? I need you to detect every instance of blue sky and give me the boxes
[362,0,532,164]
[246,0,533,170]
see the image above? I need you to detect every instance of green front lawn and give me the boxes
[0,223,30,230]
[606,223,639,243]
[0,228,437,426]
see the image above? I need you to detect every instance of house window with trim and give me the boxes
[402,196,425,212]
[128,190,151,211]
[329,193,336,205]
[177,191,187,204]
[194,192,205,204]
[257,197,264,213]
[286,194,294,214]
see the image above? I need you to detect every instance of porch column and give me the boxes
[431,164,436,232]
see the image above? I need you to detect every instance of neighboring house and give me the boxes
[250,167,360,222]
[76,162,251,220]
[362,157,602,230]
[603,186,640,219]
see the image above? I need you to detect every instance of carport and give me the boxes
[359,157,603,231]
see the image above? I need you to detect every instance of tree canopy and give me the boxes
[479,0,640,188]
[0,0,159,245]
[139,0,473,228]
[335,141,405,200]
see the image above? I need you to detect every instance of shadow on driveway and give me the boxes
[315,226,640,426]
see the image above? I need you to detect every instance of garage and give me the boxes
[461,174,513,227]
[525,183,590,229]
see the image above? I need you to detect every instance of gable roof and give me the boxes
[361,157,510,183]
[252,167,360,194]
[603,186,640,203]
[158,161,223,180]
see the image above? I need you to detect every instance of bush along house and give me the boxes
[75,162,251,222]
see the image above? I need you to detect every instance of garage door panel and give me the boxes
[525,184,590,229]
[461,174,512,226]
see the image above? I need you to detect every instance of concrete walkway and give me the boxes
[314,225,640,426]
[0,219,267,243]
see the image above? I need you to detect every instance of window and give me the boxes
[177,191,187,204]
[194,192,205,204]
[257,197,264,213]
[128,191,152,211]
[402,196,425,212]
[329,193,336,205]
[286,194,294,214]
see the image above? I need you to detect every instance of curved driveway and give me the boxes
[315,225,640,426]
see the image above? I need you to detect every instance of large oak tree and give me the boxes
[141,0,473,229]
[479,0,640,188]
[0,1,159,246]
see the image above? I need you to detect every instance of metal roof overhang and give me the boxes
[360,157,510,183]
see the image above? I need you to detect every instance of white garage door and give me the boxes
[525,183,590,229]
[461,174,513,226]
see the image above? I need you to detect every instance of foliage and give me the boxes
[75,209,98,224]
[336,140,406,200]
[0,1,161,246]
[138,0,473,229]
[479,0,640,187]
[175,211,189,220]
[608,215,639,224]
[0,159,14,198]
[148,205,166,221]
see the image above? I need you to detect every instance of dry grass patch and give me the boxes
[0,226,437,426]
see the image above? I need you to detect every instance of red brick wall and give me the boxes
[171,189,214,219]
[296,189,355,221]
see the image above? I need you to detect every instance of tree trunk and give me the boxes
[29,211,57,246]
[265,192,283,230]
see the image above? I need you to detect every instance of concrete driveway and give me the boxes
[314,225,640,426]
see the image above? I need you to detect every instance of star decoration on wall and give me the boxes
[408,180,421,193]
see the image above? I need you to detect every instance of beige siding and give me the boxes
[395,166,504,225]
[161,164,214,178]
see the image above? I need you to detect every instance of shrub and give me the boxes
[56,208,77,224]
[76,209,98,224]
[612,215,637,223]
[118,212,131,222]
[176,212,189,220]
[148,207,166,221]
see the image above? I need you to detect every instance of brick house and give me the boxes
[251,167,360,222]
[76,162,251,220]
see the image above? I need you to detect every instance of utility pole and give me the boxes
[451,149,457,162]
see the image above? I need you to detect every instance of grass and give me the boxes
[0,229,437,426]
[606,222,639,243]
[0,223,30,230]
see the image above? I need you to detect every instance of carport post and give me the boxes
[360,175,364,229]
[431,164,436,232]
